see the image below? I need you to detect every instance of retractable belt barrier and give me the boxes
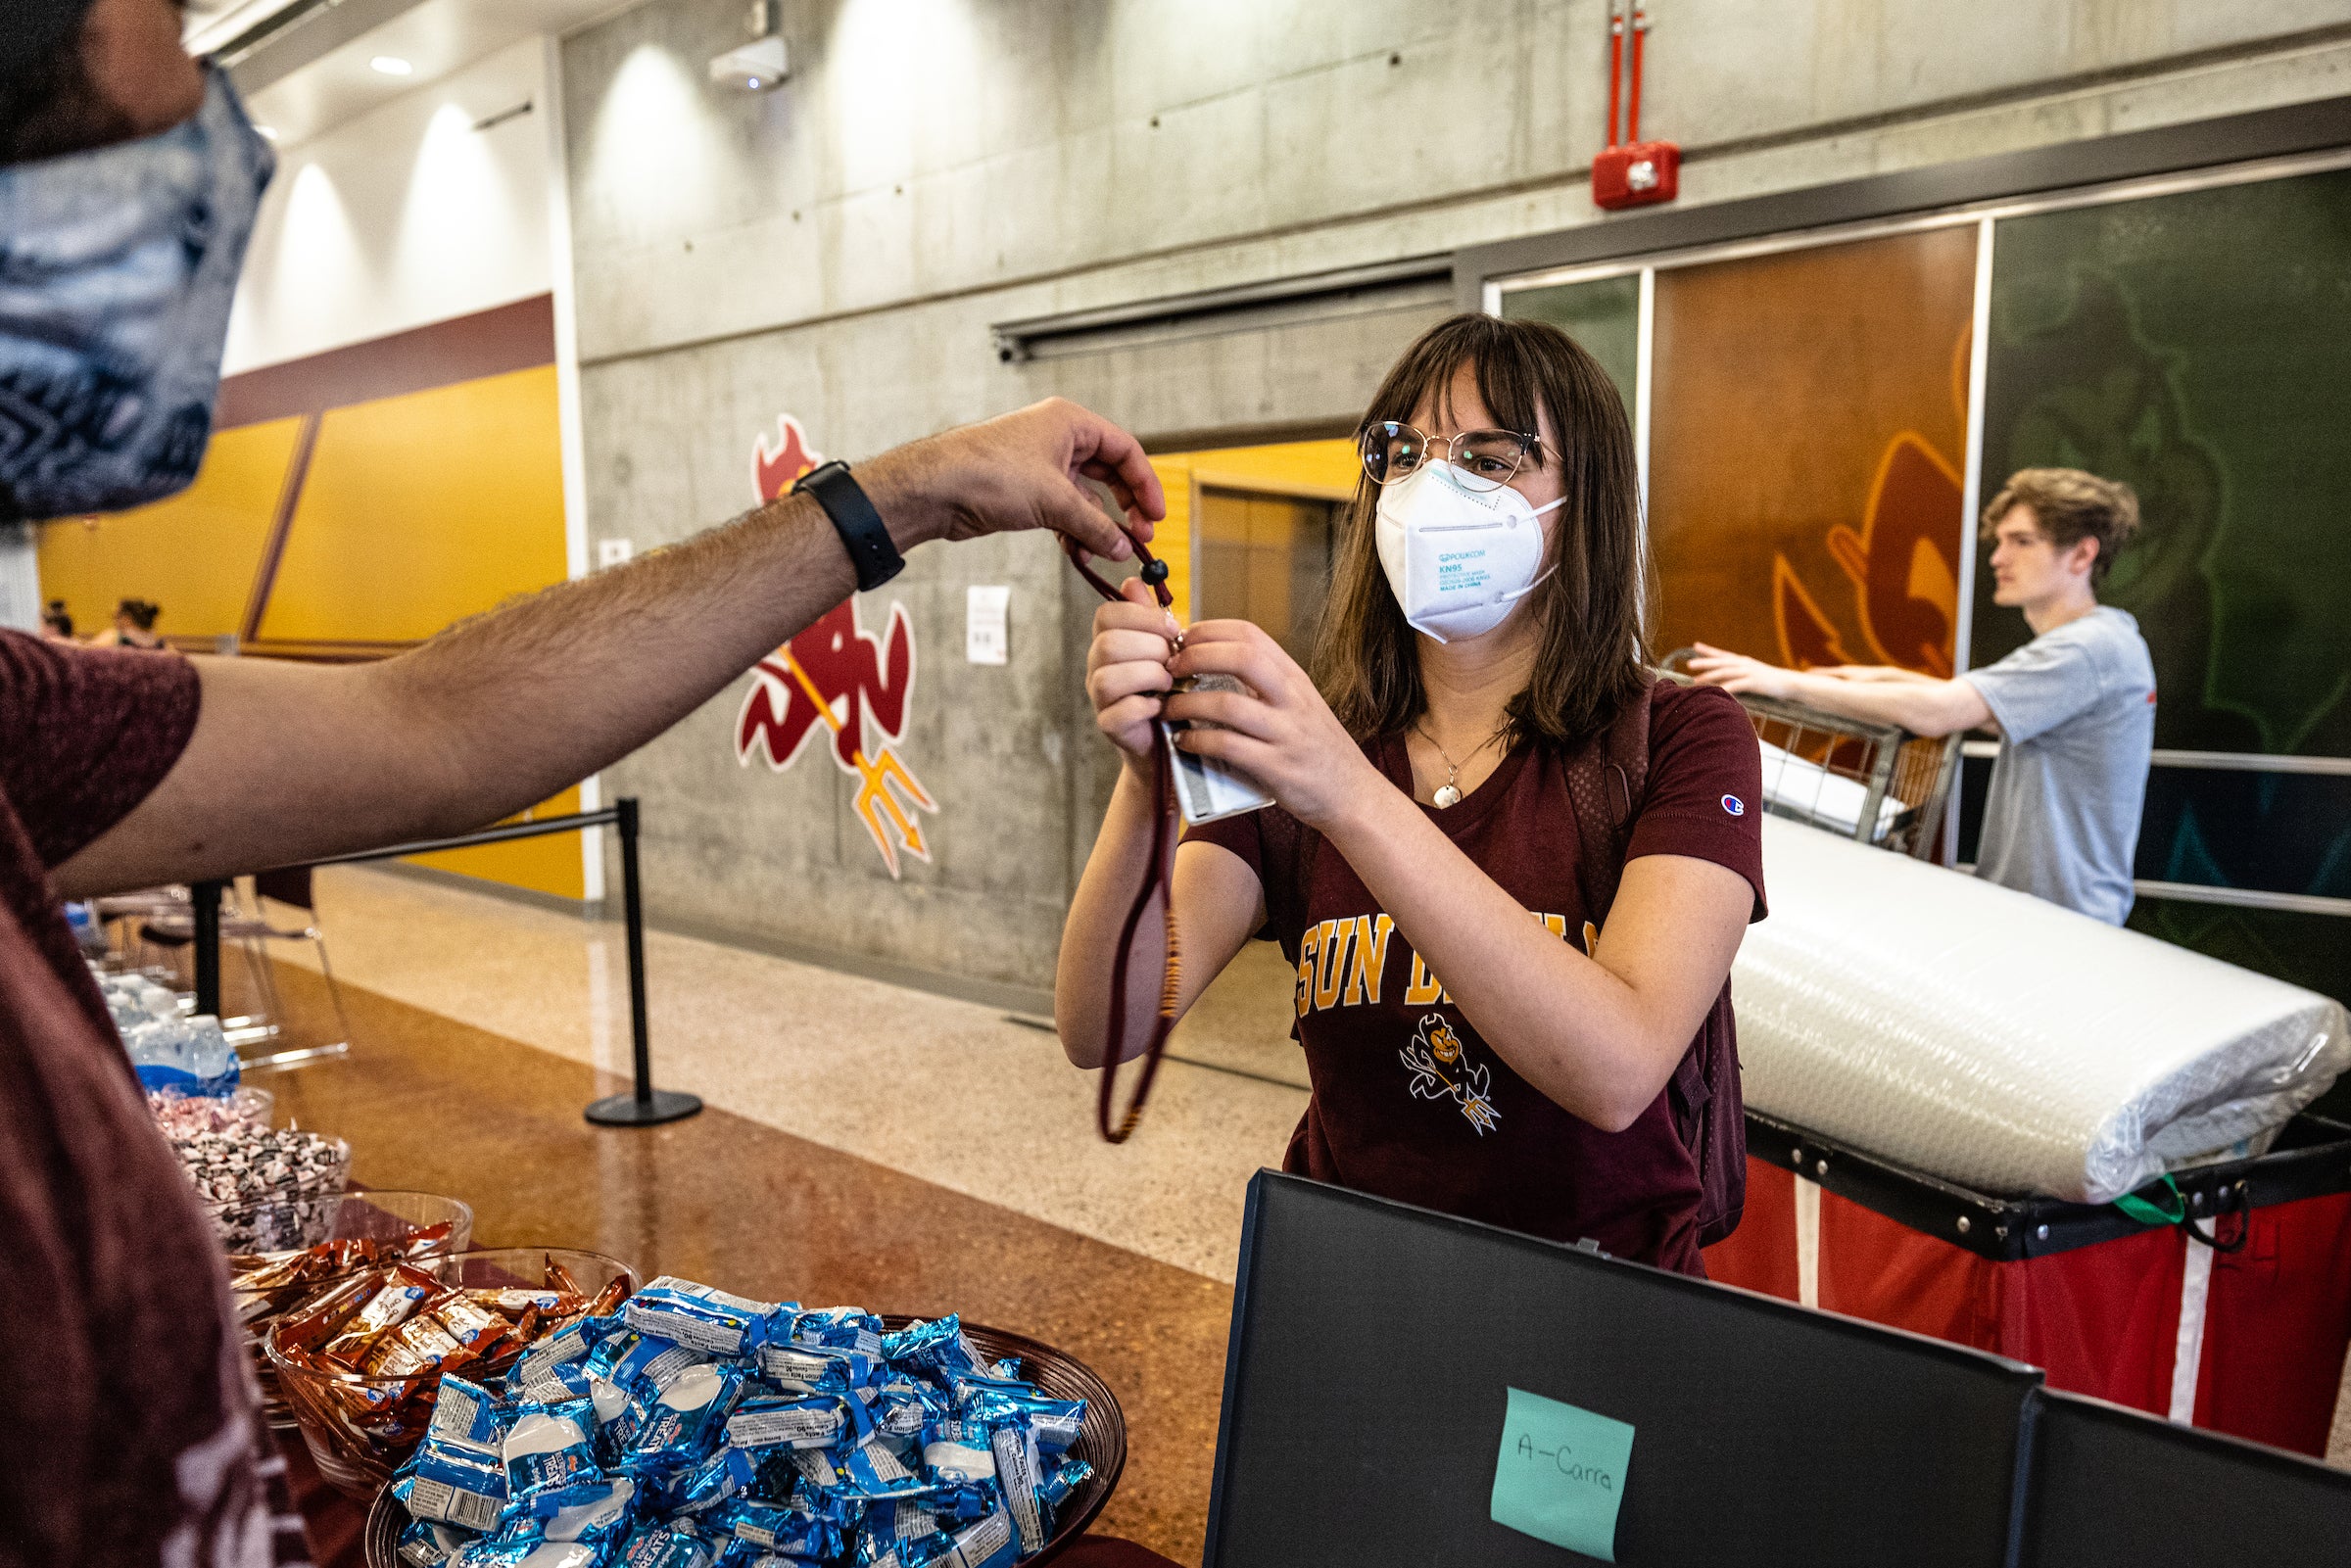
[191,796,701,1128]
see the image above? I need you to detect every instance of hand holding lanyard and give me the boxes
[1062,533,1181,1143]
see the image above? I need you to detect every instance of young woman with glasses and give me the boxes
[1055,313,1766,1272]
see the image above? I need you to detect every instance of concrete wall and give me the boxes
[561,0,2351,1003]
[227,35,555,373]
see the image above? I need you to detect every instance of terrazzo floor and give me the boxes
[261,864,1311,1285]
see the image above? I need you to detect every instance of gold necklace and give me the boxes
[1415,721,1504,808]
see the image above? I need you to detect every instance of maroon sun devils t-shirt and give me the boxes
[1187,682,1765,1275]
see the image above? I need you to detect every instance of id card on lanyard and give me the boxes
[1162,673,1276,827]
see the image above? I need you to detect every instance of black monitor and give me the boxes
[2019,1389,2351,1566]
[1205,1171,2041,1567]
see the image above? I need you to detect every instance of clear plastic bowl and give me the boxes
[148,1085,275,1137]
[198,1134,355,1253]
[317,1191,475,1254]
[241,1191,476,1432]
[268,1247,638,1497]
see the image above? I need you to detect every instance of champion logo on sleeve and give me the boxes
[1721,794,1746,817]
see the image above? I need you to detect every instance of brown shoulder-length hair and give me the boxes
[1313,312,1651,748]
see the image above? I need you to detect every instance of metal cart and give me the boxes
[1658,647,1961,860]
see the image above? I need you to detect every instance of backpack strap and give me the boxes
[1560,677,1747,1248]
[1560,678,1656,927]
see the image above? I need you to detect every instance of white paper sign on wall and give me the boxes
[966,585,1010,665]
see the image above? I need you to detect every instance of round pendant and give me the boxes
[1432,784,1463,808]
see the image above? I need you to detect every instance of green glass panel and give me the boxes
[1978,168,2351,760]
[1501,274,1641,425]
[2125,896,2350,1012]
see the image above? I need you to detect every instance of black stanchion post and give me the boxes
[586,795,701,1127]
[192,879,224,1018]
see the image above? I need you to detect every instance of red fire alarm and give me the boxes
[1592,2,1679,211]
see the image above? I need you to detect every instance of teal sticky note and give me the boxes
[1490,1386,1637,1561]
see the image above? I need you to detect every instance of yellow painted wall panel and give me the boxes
[1150,469,1193,621]
[33,416,303,639]
[1168,439,1360,493]
[407,785,587,900]
[1146,439,1360,621]
[260,364,568,643]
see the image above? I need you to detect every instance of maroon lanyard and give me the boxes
[1062,535,1180,1143]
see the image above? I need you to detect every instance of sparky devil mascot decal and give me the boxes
[734,416,937,878]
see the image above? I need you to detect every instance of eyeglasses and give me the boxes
[1359,421,1541,492]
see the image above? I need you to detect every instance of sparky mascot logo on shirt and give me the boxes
[1399,1014,1502,1136]
[734,414,938,879]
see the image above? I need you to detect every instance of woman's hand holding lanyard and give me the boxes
[1082,576,1186,763]
[1057,581,1272,1099]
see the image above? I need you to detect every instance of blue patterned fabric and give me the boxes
[0,67,272,521]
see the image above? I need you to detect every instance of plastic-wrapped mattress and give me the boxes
[1734,815,2350,1203]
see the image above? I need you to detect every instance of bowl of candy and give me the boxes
[148,1085,275,1136]
[230,1191,476,1430]
[181,1126,354,1252]
[269,1248,637,1497]
[359,1276,1127,1568]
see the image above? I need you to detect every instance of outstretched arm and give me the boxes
[1809,663,1945,686]
[1685,642,1994,738]
[55,400,1163,896]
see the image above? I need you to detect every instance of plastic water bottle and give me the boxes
[63,901,107,957]
[120,1014,240,1097]
[95,971,182,1030]
[185,1016,236,1091]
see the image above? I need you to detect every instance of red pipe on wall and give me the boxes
[1628,6,1648,145]
[1606,2,1624,149]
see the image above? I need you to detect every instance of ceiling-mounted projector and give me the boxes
[711,33,788,91]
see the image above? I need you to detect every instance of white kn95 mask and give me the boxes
[1374,462,1560,643]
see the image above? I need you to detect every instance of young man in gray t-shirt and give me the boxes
[1687,469,2154,924]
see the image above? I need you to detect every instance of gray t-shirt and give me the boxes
[1959,606,2156,925]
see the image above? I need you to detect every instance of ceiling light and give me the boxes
[370,55,413,76]
[253,123,279,141]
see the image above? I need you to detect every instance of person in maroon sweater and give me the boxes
[0,4,1163,1564]
[1058,315,1766,1274]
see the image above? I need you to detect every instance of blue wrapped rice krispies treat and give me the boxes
[389,1278,1091,1568]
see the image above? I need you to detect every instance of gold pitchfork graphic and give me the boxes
[776,646,936,878]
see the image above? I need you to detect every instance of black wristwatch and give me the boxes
[795,459,903,591]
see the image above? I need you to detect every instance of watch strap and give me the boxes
[795,459,903,592]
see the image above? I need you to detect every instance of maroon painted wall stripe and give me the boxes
[216,294,556,431]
